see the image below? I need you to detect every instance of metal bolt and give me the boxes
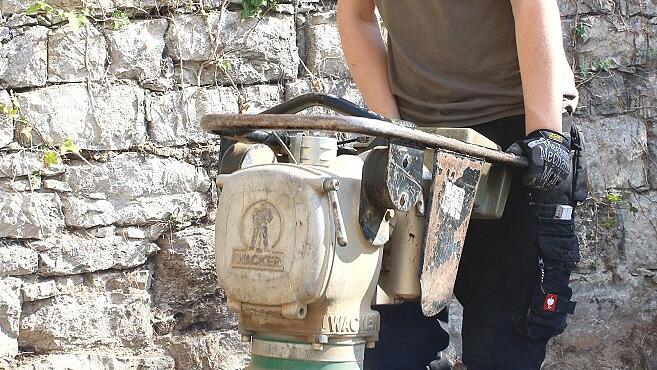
[240,334,251,343]
[402,155,412,169]
[399,193,408,207]
[416,199,425,214]
[316,334,328,344]
[323,178,340,192]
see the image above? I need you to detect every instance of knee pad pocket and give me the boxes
[514,207,579,341]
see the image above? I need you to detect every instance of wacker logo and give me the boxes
[321,313,380,335]
[232,201,285,271]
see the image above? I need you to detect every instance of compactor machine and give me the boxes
[201,94,526,370]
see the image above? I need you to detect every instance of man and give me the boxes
[337,0,586,369]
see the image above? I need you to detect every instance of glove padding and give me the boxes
[507,129,572,191]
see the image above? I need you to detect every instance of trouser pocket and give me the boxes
[514,205,579,341]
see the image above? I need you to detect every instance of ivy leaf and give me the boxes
[43,150,60,167]
[112,10,130,30]
[25,1,54,15]
[217,58,232,72]
[29,170,42,189]
[60,138,80,155]
[0,104,19,119]
[606,192,622,203]
[628,202,639,215]
[601,217,616,230]
[62,11,88,32]
[241,0,275,18]
[20,126,33,142]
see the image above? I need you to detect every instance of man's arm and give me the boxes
[511,0,572,134]
[337,0,400,119]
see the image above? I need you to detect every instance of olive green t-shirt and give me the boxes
[374,0,526,127]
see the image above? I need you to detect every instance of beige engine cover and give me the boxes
[215,157,384,344]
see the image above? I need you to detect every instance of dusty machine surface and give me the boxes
[201,94,526,370]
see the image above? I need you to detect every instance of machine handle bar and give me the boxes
[261,93,391,121]
[201,113,528,168]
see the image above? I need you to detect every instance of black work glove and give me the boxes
[507,129,572,191]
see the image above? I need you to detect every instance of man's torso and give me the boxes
[374,0,525,127]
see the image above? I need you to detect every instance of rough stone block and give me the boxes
[21,267,151,302]
[153,226,236,332]
[165,14,213,62]
[576,72,627,117]
[19,291,153,351]
[577,71,656,121]
[21,280,59,303]
[649,122,657,189]
[64,152,211,197]
[6,14,38,28]
[112,192,208,226]
[15,83,147,150]
[60,197,117,228]
[0,0,26,15]
[620,191,657,270]
[31,232,158,276]
[42,179,72,192]
[558,0,624,16]
[0,179,35,192]
[544,272,657,369]
[0,26,48,88]
[166,331,250,370]
[11,351,175,370]
[116,224,168,241]
[573,15,656,69]
[0,151,65,179]
[105,19,168,81]
[625,0,657,16]
[146,86,239,145]
[171,12,299,85]
[576,115,649,192]
[48,23,107,83]
[0,243,38,276]
[0,0,158,15]
[0,277,21,360]
[62,192,208,228]
[0,191,64,239]
[153,226,220,305]
[305,11,349,79]
[0,90,12,148]
[60,153,210,227]
[240,84,283,114]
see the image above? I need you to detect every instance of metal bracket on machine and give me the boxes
[420,150,484,317]
[359,141,425,245]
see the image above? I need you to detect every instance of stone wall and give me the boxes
[0,0,655,369]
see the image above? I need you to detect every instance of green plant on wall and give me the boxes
[574,22,589,39]
[241,0,277,18]
[111,10,130,30]
[591,191,642,232]
[24,1,94,32]
[25,1,54,15]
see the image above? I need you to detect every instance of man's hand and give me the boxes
[507,130,571,191]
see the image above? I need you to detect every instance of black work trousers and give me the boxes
[364,115,579,369]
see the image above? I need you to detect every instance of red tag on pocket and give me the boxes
[543,294,558,312]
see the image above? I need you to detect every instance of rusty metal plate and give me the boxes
[359,143,424,245]
[421,150,484,317]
